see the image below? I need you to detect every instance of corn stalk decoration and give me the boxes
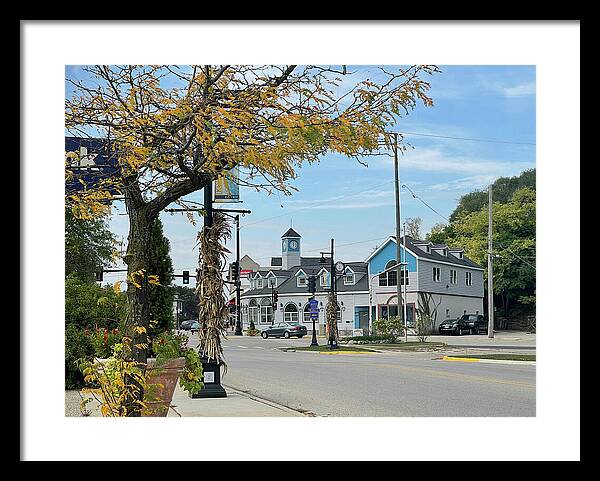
[196,211,231,368]
[325,292,339,343]
[416,292,442,338]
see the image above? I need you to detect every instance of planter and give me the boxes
[143,357,185,417]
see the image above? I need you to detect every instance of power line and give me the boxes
[240,179,395,229]
[388,130,536,146]
[401,184,450,223]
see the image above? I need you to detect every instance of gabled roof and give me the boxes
[281,228,301,238]
[365,236,482,269]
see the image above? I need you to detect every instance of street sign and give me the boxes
[309,298,319,319]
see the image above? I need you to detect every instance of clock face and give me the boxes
[335,261,345,273]
[289,240,299,251]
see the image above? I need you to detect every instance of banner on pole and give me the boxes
[214,166,240,203]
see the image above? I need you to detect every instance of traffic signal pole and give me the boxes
[234,214,243,335]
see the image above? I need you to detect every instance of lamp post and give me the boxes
[320,239,341,350]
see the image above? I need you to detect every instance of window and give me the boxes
[284,303,299,323]
[400,269,409,285]
[432,267,441,282]
[297,274,307,287]
[260,298,273,324]
[449,269,457,284]
[249,299,258,325]
[344,269,355,285]
[379,260,398,287]
[257,278,263,289]
[320,271,329,287]
[466,272,472,286]
[268,277,276,288]
[303,303,314,323]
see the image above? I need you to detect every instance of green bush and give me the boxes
[372,316,404,341]
[339,334,396,344]
[65,323,95,389]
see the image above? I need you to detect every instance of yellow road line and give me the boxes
[442,356,479,362]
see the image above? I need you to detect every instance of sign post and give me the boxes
[309,297,319,347]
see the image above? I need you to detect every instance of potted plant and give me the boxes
[80,330,203,417]
[144,331,203,416]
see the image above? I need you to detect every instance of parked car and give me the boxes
[261,322,307,339]
[189,321,200,334]
[438,318,470,336]
[459,314,488,334]
[179,320,195,331]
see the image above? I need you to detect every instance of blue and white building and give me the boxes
[238,228,484,335]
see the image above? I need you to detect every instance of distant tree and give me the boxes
[447,186,536,318]
[449,169,536,222]
[65,209,116,283]
[171,285,200,322]
[426,222,448,244]
[404,217,423,239]
[147,218,174,337]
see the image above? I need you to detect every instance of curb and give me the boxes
[222,384,309,416]
[442,356,536,366]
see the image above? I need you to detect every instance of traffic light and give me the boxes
[230,261,239,282]
[308,275,316,294]
[95,270,103,282]
[182,270,190,284]
[272,290,278,309]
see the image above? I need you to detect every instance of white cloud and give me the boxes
[501,82,536,97]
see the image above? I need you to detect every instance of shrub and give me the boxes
[245,328,261,336]
[65,323,95,389]
[87,326,123,358]
[372,315,405,341]
[339,334,396,344]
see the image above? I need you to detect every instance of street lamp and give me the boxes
[319,239,346,350]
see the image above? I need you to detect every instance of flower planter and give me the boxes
[143,357,185,417]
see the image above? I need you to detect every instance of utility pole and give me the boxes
[487,184,495,339]
[392,133,404,331]
[329,238,338,350]
[234,214,243,335]
[402,223,408,343]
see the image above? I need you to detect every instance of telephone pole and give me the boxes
[234,214,243,335]
[487,184,495,339]
[392,133,404,330]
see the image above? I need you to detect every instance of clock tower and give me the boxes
[281,228,301,270]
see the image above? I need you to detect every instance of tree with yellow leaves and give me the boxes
[66,65,439,414]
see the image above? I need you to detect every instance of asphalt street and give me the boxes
[187,334,536,417]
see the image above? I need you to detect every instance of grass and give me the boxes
[445,353,536,361]
[280,345,374,353]
[346,341,448,351]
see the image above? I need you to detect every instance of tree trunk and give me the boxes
[123,198,156,416]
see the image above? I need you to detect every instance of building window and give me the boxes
[303,303,313,324]
[400,269,409,285]
[320,271,329,287]
[268,277,276,288]
[446,308,450,317]
[466,272,472,286]
[257,278,263,289]
[432,267,441,282]
[260,298,273,324]
[379,260,398,287]
[344,269,355,285]
[284,303,299,323]
[449,269,457,284]
[297,275,307,287]
[249,299,258,325]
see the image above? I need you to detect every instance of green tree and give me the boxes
[426,222,449,244]
[147,218,174,337]
[449,169,536,222]
[65,276,127,329]
[65,209,116,283]
[171,285,199,323]
[447,186,536,318]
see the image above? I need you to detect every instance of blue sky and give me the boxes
[67,65,536,286]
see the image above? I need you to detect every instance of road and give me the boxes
[187,334,536,417]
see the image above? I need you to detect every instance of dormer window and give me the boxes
[320,270,330,287]
[257,278,264,289]
[344,268,355,285]
[268,277,276,288]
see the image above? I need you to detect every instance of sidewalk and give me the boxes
[66,384,305,417]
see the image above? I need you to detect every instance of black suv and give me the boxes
[438,318,470,336]
[459,314,487,334]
